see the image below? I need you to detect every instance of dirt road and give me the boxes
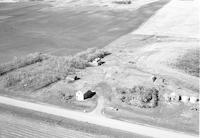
[89,96,105,116]
[0,96,197,138]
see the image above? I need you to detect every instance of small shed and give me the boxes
[76,90,96,101]
[66,75,80,82]
[170,92,181,102]
[181,95,189,103]
[163,93,171,102]
[189,96,198,104]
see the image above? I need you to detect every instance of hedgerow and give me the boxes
[0,52,49,75]
[1,48,109,91]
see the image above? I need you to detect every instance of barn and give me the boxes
[76,90,96,101]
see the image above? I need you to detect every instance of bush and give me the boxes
[113,0,132,5]
[3,72,22,87]
[68,57,88,69]
[59,89,75,102]
[116,86,159,108]
[75,48,110,62]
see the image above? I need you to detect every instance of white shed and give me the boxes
[76,90,84,101]
[76,90,96,101]
[181,95,189,103]
[189,97,197,104]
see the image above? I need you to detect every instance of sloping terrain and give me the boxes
[0,34,198,134]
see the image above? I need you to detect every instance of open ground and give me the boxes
[0,0,199,137]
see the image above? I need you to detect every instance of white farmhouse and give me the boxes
[76,90,96,101]
[76,90,84,101]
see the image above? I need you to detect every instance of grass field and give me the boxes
[172,49,199,77]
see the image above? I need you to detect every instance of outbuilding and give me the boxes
[170,92,181,102]
[189,96,198,104]
[163,93,171,102]
[181,95,189,103]
[76,90,84,101]
[76,90,96,101]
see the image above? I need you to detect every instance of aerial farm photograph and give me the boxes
[0,0,199,137]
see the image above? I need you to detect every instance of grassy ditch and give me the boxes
[0,48,109,91]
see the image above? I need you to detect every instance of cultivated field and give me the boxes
[0,0,199,137]
[1,103,146,138]
[0,0,167,64]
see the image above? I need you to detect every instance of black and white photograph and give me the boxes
[0,0,199,137]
